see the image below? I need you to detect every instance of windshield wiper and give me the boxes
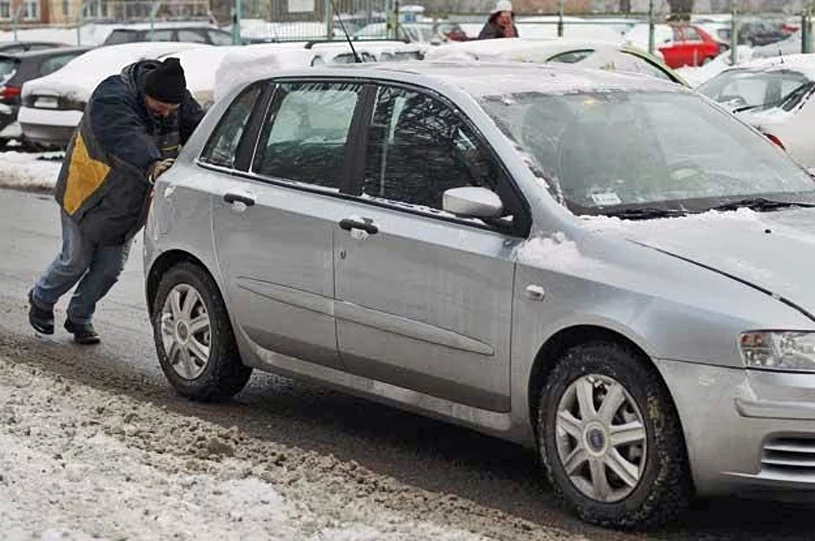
[709,197,815,212]
[601,207,688,220]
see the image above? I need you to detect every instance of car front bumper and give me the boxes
[657,358,815,496]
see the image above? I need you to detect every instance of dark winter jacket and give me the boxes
[478,16,519,39]
[54,60,204,245]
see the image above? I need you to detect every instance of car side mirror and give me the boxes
[443,187,503,218]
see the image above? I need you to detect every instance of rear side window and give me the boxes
[105,30,138,45]
[178,29,208,44]
[208,29,233,46]
[253,82,362,190]
[200,84,262,169]
[548,49,594,64]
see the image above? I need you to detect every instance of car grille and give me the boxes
[762,437,815,474]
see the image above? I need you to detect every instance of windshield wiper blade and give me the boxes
[710,197,815,212]
[601,207,688,220]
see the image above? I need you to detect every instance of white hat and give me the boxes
[492,0,513,14]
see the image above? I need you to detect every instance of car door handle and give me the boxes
[338,218,378,235]
[223,192,256,207]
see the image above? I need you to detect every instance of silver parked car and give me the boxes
[144,63,815,529]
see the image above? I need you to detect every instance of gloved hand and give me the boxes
[149,158,176,184]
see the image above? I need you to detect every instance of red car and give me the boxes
[659,24,723,69]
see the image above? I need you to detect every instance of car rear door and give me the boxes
[333,83,530,412]
[209,79,366,371]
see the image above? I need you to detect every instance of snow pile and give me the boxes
[581,207,762,234]
[0,151,62,191]
[518,231,583,270]
[214,45,317,102]
[0,356,518,540]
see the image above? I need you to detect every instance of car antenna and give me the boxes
[328,0,362,64]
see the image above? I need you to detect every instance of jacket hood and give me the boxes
[585,207,815,321]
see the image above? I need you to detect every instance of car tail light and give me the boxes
[763,132,786,150]
[0,85,21,100]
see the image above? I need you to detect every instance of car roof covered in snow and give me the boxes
[716,53,815,80]
[264,61,684,97]
[1,46,92,60]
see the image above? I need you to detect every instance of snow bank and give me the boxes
[0,356,502,540]
[0,151,61,190]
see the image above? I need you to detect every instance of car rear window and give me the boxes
[0,57,19,84]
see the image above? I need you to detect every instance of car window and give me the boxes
[548,49,595,64]
[0,57,18,84]
[150,29,175,42]
[253,82,362,190]
[684,27,701,41]
[208,29,233,46]
[39,53,80,76]
[200,84,262,169]
[362,85,500,212]
[178,29,208,44]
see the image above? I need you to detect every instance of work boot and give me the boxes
[28,290,54,335]
[64,319,101,345]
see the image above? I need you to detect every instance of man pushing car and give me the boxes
[28,57,204,344]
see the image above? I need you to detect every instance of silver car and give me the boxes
[144,63,815,529]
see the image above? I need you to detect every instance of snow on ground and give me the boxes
[1,354,554,541]
[0,152,61,191]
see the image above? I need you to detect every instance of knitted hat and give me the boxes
[144,57,187,104]
[491,0,513,14]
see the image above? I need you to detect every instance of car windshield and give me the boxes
[480,90,815,216]
[698,69,811,111]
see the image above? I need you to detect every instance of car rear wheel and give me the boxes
[152,261,252,402]
[537,342,691,529]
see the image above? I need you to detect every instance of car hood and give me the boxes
[584,208,815,318]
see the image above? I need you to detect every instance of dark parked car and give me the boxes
[0,46,90,148]
[0,42,69,54]
[103,26,234,46]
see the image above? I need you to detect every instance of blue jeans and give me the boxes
[31,211,131,326]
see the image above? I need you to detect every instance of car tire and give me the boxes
[152,261,252,402]
[537,342,691,529]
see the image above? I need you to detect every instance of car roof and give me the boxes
[269,61,684,97]
[719,53,815,80]
[2,46,91,59]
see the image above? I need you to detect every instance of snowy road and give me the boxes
[1,187,815,540]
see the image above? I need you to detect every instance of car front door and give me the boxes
[209,80,365,370]
[333,84,529,412]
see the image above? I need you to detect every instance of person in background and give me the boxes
[27,57,204,344]
[479,0,519,39]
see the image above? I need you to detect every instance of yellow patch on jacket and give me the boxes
[62,133,111,215]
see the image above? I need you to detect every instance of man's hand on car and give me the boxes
[149,158,176,184]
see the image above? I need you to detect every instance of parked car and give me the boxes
[0,41,69,54]
[424,38,686,86]
[752,30,803,59]
[625,23,723,68]
[697,54,815,167]
[0,46,91,148]
[18,41,210,148]
[145,62,815,529]
[103,24,234,46]
[354,22,439,44]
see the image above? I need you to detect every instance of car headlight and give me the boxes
[740,331,815,372]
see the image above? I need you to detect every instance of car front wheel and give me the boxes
[152,261,252,402]
[538,342,691,529]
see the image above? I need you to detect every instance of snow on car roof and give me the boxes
[424,37,630,62]
[720,53,815,80]
[22,42,212,100]
[275,61,682,97]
